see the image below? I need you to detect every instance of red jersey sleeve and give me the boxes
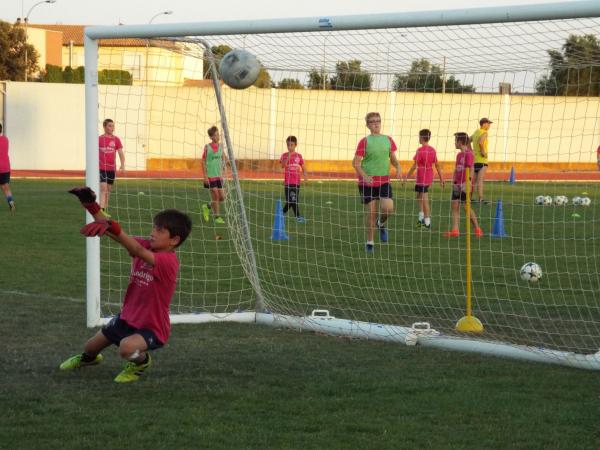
[115,136,123,150]
[355,137,367,157]
[387,136,398,152]
[298,154,304,166]
[201,145,208,160]
[279,153,287,164]
[597,145,600,154]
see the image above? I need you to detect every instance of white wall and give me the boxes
[5,82,600,171]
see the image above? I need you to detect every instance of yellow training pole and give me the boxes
[456,167,484,333]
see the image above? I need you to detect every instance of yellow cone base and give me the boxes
[455,315,484,333]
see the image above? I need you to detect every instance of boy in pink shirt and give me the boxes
[279,135,308,223]
[0,123,15,212]
[444,133,483,238]
[98,118,125,213]
[60,187,192,383]
[404,129,444,229]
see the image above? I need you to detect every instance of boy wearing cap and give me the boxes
[471,118,492,204]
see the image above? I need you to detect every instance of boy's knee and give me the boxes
[119,341,141,360]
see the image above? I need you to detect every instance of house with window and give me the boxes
[27,24,204,85]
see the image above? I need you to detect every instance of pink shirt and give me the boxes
[99,134,123,171]
[0,136,10,173]
[355,135,398,187]
[452,149,475,188]
[280,151,304,186]
[120,238,179,344]
[413,145,438,186]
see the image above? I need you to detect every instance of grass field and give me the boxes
[2,179,600,449]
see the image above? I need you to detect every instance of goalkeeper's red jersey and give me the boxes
[120,238,179,344]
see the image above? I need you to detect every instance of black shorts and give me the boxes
[415,185,429,193]
[0,172,10,185]
[285,184,300,203]
[359,183,392,204]
[102,315,163,350]
[205,179,223,189]
[474,163,488,173]
[100,170,116,185]
[451,186,467,202]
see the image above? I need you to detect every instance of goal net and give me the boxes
[86,2,600,369]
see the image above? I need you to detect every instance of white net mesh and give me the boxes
[94,15,600,355]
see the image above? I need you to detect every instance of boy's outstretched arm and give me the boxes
[69,187,155,266]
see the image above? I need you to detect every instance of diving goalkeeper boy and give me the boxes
[59,187,192,383]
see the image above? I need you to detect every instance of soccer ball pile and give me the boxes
[520,262,543,283]
[219,49,261,89]
[552,195,568,206]
[572,196,592,206]
[534,195,553,206]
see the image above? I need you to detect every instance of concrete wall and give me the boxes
[4,82,600,171]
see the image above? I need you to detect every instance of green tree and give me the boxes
[253,65,272,88]
[203,44,232,79]
[0,20,39,81]
[329,60,371,91]
[277,78,304,89]
[536,34,600,96]
[307,68,329,89]
[393,58,474,93]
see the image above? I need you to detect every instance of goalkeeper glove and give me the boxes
[80,219,122,237]
[68,187,101,215]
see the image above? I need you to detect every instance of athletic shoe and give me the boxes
[59,353,103,370]
[474,227,484,237]
[201,204,210,222]
[8,200,15,212]
[423,223,431,230]
[214,216,225,225]
[296,216,306,224]
[377,221,388,243]
[365,243,375,254]
[443,229,460,238]
[416,220,424,228]
[114,354,152,383]
[101,209,111,219]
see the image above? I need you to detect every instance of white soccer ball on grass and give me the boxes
[543,196,553,206]
[520,262,543,283]
[219,49,261,89]
[572,196,582,206]
[553,195,568,206]
[579,196,591,207]
[535,195,545,205]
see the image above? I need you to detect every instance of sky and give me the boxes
[0,0,580,26]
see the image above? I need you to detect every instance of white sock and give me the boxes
[418,211,425,221]
[366,240,374,246]
[424,217,431,226]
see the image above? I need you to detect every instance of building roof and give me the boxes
[27,24,178,48]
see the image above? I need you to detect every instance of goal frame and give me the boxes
[84,0,600,370]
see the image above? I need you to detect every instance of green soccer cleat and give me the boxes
[201,203,210,222]
[8,200,15,212]
[114,354,152,383]
[59,353,103,370]
[214,216,225,225]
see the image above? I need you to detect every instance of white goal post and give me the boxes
[84,1,600,370]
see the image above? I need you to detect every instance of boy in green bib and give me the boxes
[201,126,227,224]
[352,112,401,253]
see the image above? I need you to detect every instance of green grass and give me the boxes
[1,179,600,449]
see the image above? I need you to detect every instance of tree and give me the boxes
[307,68,329,89]
[0,20,39,81]
[393,58,474,93]
[329,60,371,91]
[277,78,304,89]
[203,44,232,79]
[535,34,600,96]
[253,65,272,88]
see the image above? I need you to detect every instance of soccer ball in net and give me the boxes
[535,195,545,205]
[219,49,261,89]
[520,262,543,282]
[543,195,553,206]
[580,196,591,207]
[572,196,582,206]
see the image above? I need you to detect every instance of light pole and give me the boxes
[146,11,173,83]
[148,10,173,24]
[24,0,57,81]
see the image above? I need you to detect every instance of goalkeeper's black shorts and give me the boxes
[102,315,163,350]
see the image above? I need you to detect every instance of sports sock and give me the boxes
[81,352,97,363]
[6,195,13,203]
[418,211,425,221]
[366,240,374,246]
[137,354,149,365]
[424,217,431,226]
